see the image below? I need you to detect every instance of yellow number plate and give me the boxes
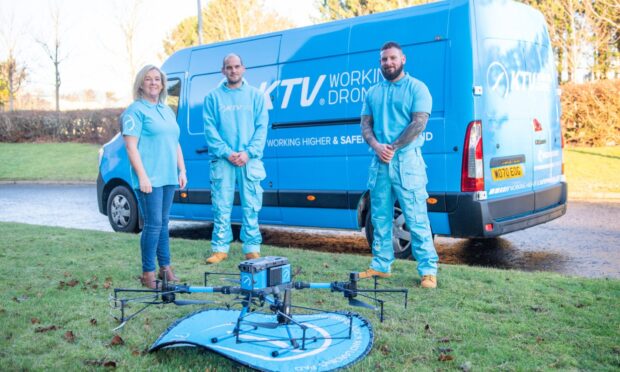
[491,165,524,181]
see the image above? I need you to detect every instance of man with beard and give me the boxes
[359,41,439,288]
[203,53,268,264]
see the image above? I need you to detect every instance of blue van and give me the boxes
[97,0,567,258]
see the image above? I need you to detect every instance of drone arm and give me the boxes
[293,282,332,290]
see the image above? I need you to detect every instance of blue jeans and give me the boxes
[367,148,438,276]
[136,185,175,272]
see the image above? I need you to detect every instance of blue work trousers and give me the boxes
[136,185,175,272]
[210,158,265,254]
[367,147,438,276]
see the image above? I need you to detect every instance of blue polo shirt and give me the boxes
[203,79,268,160]
[361,74,432,149]
[121,99,180,188]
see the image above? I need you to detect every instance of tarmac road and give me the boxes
[1,182,619,278]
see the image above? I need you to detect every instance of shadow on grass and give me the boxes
[567,149,620,160]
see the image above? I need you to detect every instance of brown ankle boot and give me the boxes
[158,266,179,282]
[140,272,158,289]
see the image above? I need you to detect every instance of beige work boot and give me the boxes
[420,275,437,289]
[205,252,228,264]
[244,252,260,260]
[358,268,391,279]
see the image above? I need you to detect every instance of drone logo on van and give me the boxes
[486,61,509,97]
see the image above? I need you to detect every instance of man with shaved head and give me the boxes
[203,53,268,264]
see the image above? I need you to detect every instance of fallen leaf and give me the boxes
[575,303,585,308]
[438,347,453,353]
[103,278,113,289]
[84,359,117,368]
[63,272,71,278]
[530,305,546,312]
[35,325,58,333]
[323,263,329,268]
[67,279,79,287]
[31,318,40,324]
[12,295,29,303]
[131,349,146,356]
[91,284,99,289]
[460,361,473,371]
[64,330,76,343]
[424,324,433,333]
[438,337,451,343]
[536,336,544,343]
[90,318,98,326]
[109,335,124,346]
[438,353,454,362]
[380,344,390,355]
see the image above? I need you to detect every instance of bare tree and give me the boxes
[0,11,28,111]
[114,0,145,86]
[37,4,68,112]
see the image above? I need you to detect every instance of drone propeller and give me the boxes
[173,299,217,306]
[243,320,280,329]
[348,298,375,310]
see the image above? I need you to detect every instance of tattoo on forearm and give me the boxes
[391,112,429,150]
[360,115,378,146]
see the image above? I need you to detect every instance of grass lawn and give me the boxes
[1,142,619,195]
[0,222,618,371]
[0,143,100,182]
[564,146,620,195]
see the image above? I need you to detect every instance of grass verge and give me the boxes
[564,146,620,195]
[0,143,99,182]
[0,222,618,370]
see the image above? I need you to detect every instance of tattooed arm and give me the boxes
[390,112,429,151]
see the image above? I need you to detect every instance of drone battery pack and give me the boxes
[239,256,291,290]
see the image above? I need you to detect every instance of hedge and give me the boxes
[561,79,620,146]
[0,108,123,144]
[0,79,618,146]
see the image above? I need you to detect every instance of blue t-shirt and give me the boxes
[121,99,180,188]
[361,74,432,149]
[203,80,268,160]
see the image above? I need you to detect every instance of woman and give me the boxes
[121,64,187,289]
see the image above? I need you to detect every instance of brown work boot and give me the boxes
[140,272,158,289]
[358,268,391,279]
[205,252,228,264]
[420,275,437,289]
[244,252,260,260]
[158,266,179,282]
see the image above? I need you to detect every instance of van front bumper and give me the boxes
[434,182,567,238]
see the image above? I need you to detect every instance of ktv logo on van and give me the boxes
[258,68,383,110]
[486,61,552,98]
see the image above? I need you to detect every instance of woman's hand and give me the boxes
[178,171,187,189]
[138,175,152,193]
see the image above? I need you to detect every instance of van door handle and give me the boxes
[196,147,209,154]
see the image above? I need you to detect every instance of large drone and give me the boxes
[110,256,408,371]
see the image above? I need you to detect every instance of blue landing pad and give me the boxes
[149,309,374,371]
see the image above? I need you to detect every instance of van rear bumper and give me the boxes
[444,182,567,238]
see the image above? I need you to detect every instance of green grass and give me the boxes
[0,143,99,182]
[1,222,618,371]
[565,146,620,194]
[1,142,619,195]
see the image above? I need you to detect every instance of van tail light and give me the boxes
[461,120,484,192]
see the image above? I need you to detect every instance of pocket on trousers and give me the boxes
[210,159,224,181]
[399,151,427,191]
[246,159,266,181]
[367,157,379,190]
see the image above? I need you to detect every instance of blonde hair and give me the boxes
[132,64,168,103]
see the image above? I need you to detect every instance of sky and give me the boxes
[0,0,318,107]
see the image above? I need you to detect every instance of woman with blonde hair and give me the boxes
[121,64,187,288]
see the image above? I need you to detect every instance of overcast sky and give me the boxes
[0,0,317,105]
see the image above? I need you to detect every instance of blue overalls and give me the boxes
[361,74,439,276]
[203,80,268,254]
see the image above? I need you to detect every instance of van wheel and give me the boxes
[107,185,141,233]
[364,206,412,259]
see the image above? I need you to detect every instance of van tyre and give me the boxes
[107,185,141,233]
[364,206,413,259]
